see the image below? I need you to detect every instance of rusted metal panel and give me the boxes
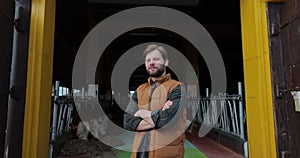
[281,0,300,91]
[268,0,300,157]
[267,3,291,158]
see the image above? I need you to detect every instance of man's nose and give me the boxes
[148,59,155,64]
[148,63,154,67]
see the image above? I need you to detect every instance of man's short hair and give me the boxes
[143,44,168,60]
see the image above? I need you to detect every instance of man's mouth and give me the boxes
[149,66,157,70]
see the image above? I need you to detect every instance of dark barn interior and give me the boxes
[52,0,245,156]
[53,0,243,93]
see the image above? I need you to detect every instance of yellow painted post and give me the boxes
[240,0,279,157]
[22,0,56,157]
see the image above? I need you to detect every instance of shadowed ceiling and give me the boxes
[53,0,243,94]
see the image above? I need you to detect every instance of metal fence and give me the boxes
[189,82,246,140]
[50,81,75,140]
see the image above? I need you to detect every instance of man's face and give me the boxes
[145,50,168,78]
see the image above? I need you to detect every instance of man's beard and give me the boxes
[147,65,165,78]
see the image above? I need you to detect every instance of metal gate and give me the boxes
[189,82,246,140]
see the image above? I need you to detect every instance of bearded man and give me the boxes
[124,44,186,158]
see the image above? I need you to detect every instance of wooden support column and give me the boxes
[22,0,56,157]
[240,0,279,157]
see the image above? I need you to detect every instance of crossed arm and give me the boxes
[133,100,173,130]
[123,85,184,131]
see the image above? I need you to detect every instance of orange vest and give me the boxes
[131,74,186,158]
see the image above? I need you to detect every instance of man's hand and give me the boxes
[136,120,154,131]
[134,100,173,130]
[162,100,173,111]
[134,109,154,127]
[134,109,151,118]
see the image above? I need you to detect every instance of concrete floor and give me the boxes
[186,132,244,158]
[57,131,244,158]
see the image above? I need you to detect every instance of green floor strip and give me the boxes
[114,150,131,158]
[184,139,208,158]
[113,140,207,158]
[184,148,208,158]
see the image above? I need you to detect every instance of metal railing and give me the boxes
[50,81,74,140]
[189,82,246,139]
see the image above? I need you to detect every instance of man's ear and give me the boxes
[164,59,169,67]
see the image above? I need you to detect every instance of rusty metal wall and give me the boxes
[268,1,300,157]
[281,0,300,91]
[0,0,14,157]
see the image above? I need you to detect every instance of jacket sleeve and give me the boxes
[123,91,143,131]
[151,84,186,129]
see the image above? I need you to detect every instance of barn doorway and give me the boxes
[50,0,246,157]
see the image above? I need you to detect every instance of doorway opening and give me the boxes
[50,0,246,157]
